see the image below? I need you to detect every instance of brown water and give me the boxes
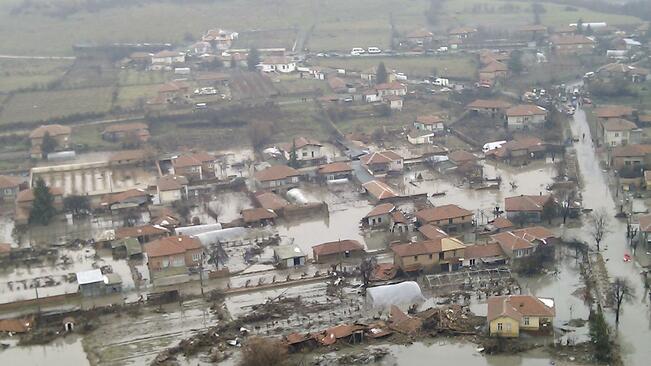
[0,336,89,366]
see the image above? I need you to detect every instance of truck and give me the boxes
[482,141,507,153]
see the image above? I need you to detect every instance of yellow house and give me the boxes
[391,237,466,273]
[487,295,555,337]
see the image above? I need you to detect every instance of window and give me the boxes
[448,218,453,224]
[428,254,433,260]
[192,252,202,262]
[469,259,476,266]
[439,252,444,260]
[523,317,530,326]
[302,151,308,157]
[345,251,351,258]
[497,322,503,331]
[615,133,619,137]
[414,255,418,261]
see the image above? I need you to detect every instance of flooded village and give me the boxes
[1,1,651,365]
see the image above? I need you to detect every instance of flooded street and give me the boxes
[0,336,89,366]
[564,106,651,365]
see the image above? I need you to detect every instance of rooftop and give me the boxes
[505,194,552,212]
[416,204,473,222]
[392,237,466,257]
[362,180,398,200]
[364,203,395,218]
[466,99,512,110]
[417,224,448,240]
[254,165,301,182]
[595,105,635,119]
[313,240,364,257]
[487,295,555,322]
[506,104,547,117]
[318,161,353,174]
[144,235,202,258]
[29,124,71,139]
[602,118,638,132]
[274,244,306,260]
[241,208,278,223]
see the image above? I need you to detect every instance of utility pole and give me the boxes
[199,253,205,298]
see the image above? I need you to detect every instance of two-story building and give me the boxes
[609,144,651,170]
[0,175,24,202]
[375,82,407,98]
[282,137,325,166]
[102,122,150,144]
[479,61,509,82]
[488,295,555,337]
[505,105,547,129]
[254,165,301,190]
[317,162,353,183]
[29,124,72,159]
[415,204,474,232]
[144,235,203,273]
[491,226,556,259]
[312,240,365,264]
[156,175,189,204]
[391,237,467,273]
[151,50,186,69]
[504,194,555,223]
[360,151,404,176]
[362,203,395,228]
[550,35,595,55]
[600,118,639,147]
[466,99,512,119]
[413,115,445,133]
[172,152,216,181]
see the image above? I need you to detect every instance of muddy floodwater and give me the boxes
[0,337,90,366]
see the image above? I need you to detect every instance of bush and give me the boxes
[238,337,287,366]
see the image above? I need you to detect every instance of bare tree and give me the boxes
[557,188,577,224]
[611,277,634,326]
[589,209,609,251]
[360,256,377,289]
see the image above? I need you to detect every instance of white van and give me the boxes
[351,48,365,55]
[482,140,507,153]
[367,47,382,54]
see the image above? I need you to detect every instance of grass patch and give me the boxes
[0,59,72,92]
[443,0,641,29]
[275,77,332,95]
[115,85,160,109]
[312,55,478,79]
[0,87,114,125]
[72,124,121,150]
[117,69,169,86]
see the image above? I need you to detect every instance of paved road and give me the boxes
[565,105,651,366]
[0,54,75,60]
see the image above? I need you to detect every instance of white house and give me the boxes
[258,56,296,73]
[601,118,638,147]
[375,82,407,98]
[505,105,547,129]
[384,95,403,111]
[281,137,324,164]
[151,51,186,65]
[414,115,445,133]
[274,245,306,267]
[156,175,189,204]
[407,130,436,145]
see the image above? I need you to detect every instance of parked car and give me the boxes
[367,47,382,54]
[351,48,365,55]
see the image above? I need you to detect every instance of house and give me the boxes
[486,136,546,163]
[595,105,636,121]
[414,115,445,133]
[128,52,152,66]
[102,122,150,143]
[201,29,238,50]
[151,50,186,67]
[466,99,512,119]
[448,150,477,166]
[448,27,477,39]
[156,175,189,204]
[596,63,649,83]
[487,217,515,232]
[281,137,325,166]
[29,124,72,158]
[415,204,474,232]
[479,61,509,82]
[254,165,301,189]
[405,28,434,46]
[111,237,144,258]
[390,210,411,234]
[417,224,449,241]
[116,224,169,243]
[504,194,555,223]
[491,226,556,259]
[76,269,122,297]
[362,180,399,201]
[407,129,436,145]
[488,295,555,337]
[109,149,152,166]
[155,81,190,103]
[363,203,395,227]
[274,244,307,267]
[391,237,466,273]
[258,56,296,73]
[100,189,150,210]
[600,118,639,147]
[254,191,290,212]
[360,151,404,176]
[375,82,407,98]
[463,243,507,267]
[312,240,365,263]
[637,214,651,248]
[516,24,548,39]
[241,208,278,226]
[384,95,403,111]
[144,235,204,272]
[317,162,353,182]
[505,105,547,129]
[188,41,212,55]
[550,35,595,55]
[0,175,25,201]
[610,144,651,170]
[172,152,216,181]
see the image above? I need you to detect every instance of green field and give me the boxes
[0,59,72,92]
[443,0,641,29]
[0,87,114,125]
[313,55,478,79]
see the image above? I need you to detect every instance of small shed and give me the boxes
[111,237,143,258]
[274,245,307,267]
[103,273,123,294]
[76,269,105,297]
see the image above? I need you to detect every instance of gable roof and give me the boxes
[157,175,188,191]
[480,61,508,73]
[417,224,449,240]
[102,122,148,134]
[550,34,594,45]
[487,295,555,322]
[0,175,23,189]
[362,180,398,200]
[100,188,149,206]
[595,105,635,119]
[612,144,651,158]
[144,235,202,258]
[254,165,301,182]
[291,136,322,149]
[116,225,169,240]
[318,162,352,174]
[505,194,552,212]
[360,151,403,165]
[416,115,444,125]
[465,243,505,259]
[492,217,514,229]
[491,231,534,251]
[254,191,290,211]
[603,118,637,132]
[29,124,71,139]
[109,149,150,163]
[16,186,64,202]
[506,104,547,117]
[241,208,278,223]
[448,150,477,164]
[392,237,466,257]
[313,240,364,257]
[639,214,651,232]
[173,152,214,168]
[415,204,473,222]
[364,203,395,218]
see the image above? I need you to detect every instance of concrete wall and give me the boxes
[490,316,520,337]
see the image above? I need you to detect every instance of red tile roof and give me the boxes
[365,203,395,218]
[416,115,444,125]
[241,208,278,223]
[602,118,637,132]
[595,105,635,119]
[417,224,449,240]
[16,187,64,202]
[360,151,403,165]
[466,99,512,110]
[144,235,202,258]
[492,217,514,229]
[480,61,508,73]
[173,152,214,168]
[448,150,477,164]
[464,243,504,259]
[100,188,148,206]
[362,180,398,200]
[0,175,23,189]
[116,225,169,239]
[505,194,553,212]
[506,104,547,117]
[491,231,534,251]
[254,191,290,211]
[254,165,301,182]
[392,237,466,257]
[416,204,472,222]
[612,144,651,158]
[313,240,364,257]
[318,162,352,174]
[487,295,555,322]
[157,175,188,191]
